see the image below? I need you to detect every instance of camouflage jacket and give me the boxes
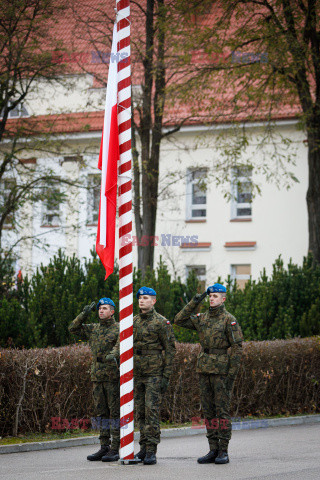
[111,308,176,378]
[174,299,243,376]
[68,312,119,382]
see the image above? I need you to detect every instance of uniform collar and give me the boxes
[209,304,225,317]
[99,315,115,326]
[139,307,155,320]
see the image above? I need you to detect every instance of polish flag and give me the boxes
[96,25,119,279]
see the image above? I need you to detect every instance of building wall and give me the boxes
[3,120,308,287]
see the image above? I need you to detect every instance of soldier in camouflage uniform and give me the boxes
[68,297,120,462]
[174,283,243,464]
[107,286,176,465]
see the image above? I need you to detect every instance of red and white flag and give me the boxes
[96,25,119,279]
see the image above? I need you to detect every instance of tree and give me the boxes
[174,0,320,263]
[71,0,197,275]
[0,0,78,266]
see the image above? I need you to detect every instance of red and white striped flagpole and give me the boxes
[117,0,134,462]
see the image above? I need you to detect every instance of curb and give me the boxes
[1,414,320,455]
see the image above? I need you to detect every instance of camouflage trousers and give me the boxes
[135,375,162,453]
[92,381,120,450]
[199,373,235,451]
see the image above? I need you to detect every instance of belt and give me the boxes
[135,349,163,355]
[203,348,228,354]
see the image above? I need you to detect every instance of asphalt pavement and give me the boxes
[1,423,319,480]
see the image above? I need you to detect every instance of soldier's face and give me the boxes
[98,304,114,320]
[209,292,226,307]
[139,295,156,312]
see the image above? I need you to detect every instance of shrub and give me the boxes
[0,337,319,437]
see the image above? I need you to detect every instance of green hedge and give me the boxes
[0,337,319,437]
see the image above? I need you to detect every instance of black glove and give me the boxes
[161,377,169,394]
[96,356,104,363]
[82,302,96,317]
[193,291,208,305]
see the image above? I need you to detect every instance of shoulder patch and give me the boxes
[231,321,237,325]
[196,313,201,317]
[166,320,171,325]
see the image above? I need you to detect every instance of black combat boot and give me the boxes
[87,445,109,461]
[134,446,146,461]
[215,450,229,464]
[143,451,157,465]
[197,449,219,464]
[101,449,120,462]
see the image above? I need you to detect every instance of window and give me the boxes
[0,102,29,118]
[186,168,207,220]
[0,179,15,226]
[87,174,100,224]
[231,167,252,219]
[231,264,251,290]
[42,187,60,226]
[186,265,206,291]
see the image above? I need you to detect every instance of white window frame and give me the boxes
[231,167,252,220]
[231,264,251,288]
[186,168,207,220]
[0,101,29,119]
[87,173,100,225]
[186,265,206,290]
[0,178,15,226]
[41,187,61,226]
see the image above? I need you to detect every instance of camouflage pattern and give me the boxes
[174,299,243,449]
[68,312,119,381]
[135,376,162,452]
[69,312,120,447]
[110,307,176,451]
[92,381,120,449]
[199,374,234,450]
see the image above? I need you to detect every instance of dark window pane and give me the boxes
[192,184,206,205]
[237,208,252,216]
[192,209,206,217]
[237,192,252,203]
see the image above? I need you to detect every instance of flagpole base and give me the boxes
[119,457,142,465]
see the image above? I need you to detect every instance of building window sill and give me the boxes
[230,218,252,222]
[181,242,211,251]
[224,241,256,251]
[185,219,206,223]
[40,224,60,228]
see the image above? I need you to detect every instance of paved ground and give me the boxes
[1,423,319,480]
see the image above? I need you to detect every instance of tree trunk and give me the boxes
[135,0,166,276]
[306,118,320,264]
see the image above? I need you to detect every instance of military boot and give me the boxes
[101,449,120,462]
[197,449,219,464]
[134,446,146,461]
[87,445,109,461]
[215,450,229,464]
[143,452,157,465]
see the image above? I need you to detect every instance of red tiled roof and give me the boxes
[6,1,303,133]
[5,112,105,136]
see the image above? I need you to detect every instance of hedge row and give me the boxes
[0,337,319,437]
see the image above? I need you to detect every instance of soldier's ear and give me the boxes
[152,297,157,305]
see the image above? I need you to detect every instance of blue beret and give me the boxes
[136,286,157,299]
[97,297,116,309]
[207,283,227,294]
